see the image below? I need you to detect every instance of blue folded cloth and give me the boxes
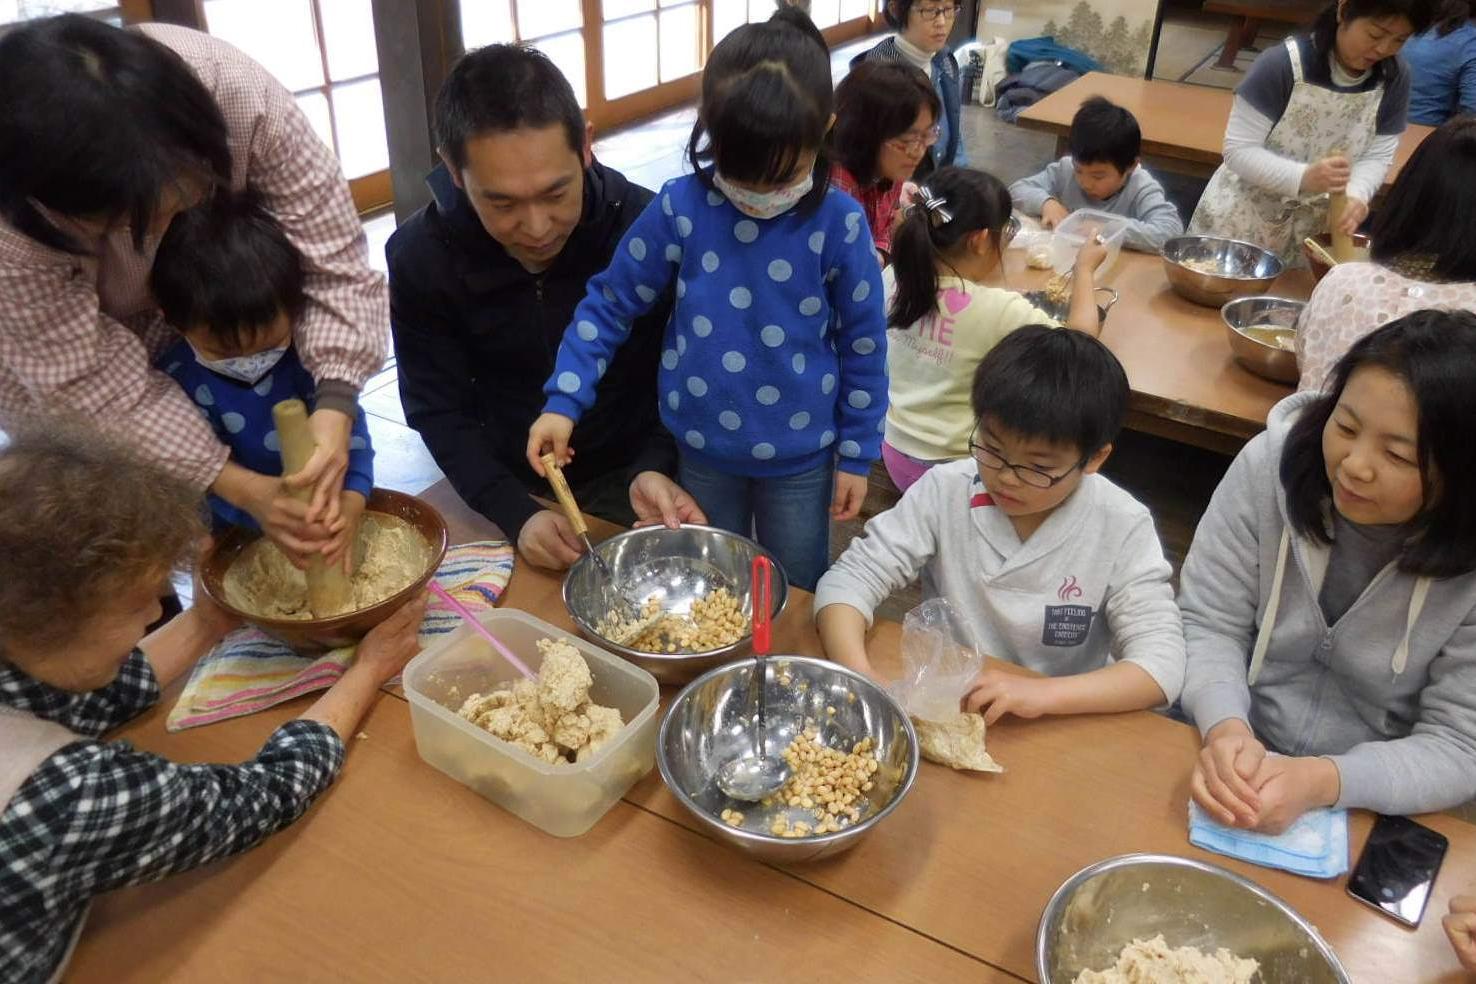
[1188,801,1349,879]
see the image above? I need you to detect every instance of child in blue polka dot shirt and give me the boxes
[151,192,374,568]
[528,19,889,590]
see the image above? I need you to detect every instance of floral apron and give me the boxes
[1190,37,1384,267]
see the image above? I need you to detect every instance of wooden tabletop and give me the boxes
[1017,73,1432,186]
[68,482,1476,982]
[1004,247,1308,452]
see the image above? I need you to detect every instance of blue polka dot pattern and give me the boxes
[848,390,871,409]
[789,411,810,430]
[253,376,273,397]
[808,231,826,254]
[768,259,792,282]
[838,440,861,457]
[730,287,752,309]
[852,337,877,355]
[819,430,835,447]
[722,351,747,373]
[677,335,688,355]
[221,412,246,435]
[666,244,683,263]
[686,376,708,397]
[821,374,836,394]
[799,297,822,316]
[734,220,758,243]
[685,430,705,449]
[636,285,657,303]
[577,320,599,341]
[662,349,678,370]
[194,384,215,406]
[350,435,369,451]
[752,442,776,460]
[629,237,647,261]
[719,410,743,431]
[668,391,681,410]
[852,280,871,303]
[792,353,806,374]
[701,251,720,273]
[557,372,581,394]
[707,190,724,207]
[692,315,713,337]
[662,194,674,216]
[263,430,281,453]
[756,386,780,405]
[760,325,785,348]
[676,216,693,237]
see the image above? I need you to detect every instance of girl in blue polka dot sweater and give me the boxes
[150,193,374,570]
[529,19,889,590]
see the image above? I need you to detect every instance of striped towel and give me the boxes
[167,541,515,731]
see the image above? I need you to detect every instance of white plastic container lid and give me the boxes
[1049,207,1132,278]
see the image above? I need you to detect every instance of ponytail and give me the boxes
[887,166,1013,329]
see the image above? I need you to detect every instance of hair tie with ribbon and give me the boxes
[910,185,954,227]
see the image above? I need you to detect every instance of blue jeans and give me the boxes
[678,455,833,592]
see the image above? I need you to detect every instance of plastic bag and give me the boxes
[891,599,1003,773]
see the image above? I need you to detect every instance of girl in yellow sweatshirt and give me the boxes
[881,166,1104,491]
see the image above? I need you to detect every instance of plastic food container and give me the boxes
[1049,208,1131,278]
[402,609,660,837]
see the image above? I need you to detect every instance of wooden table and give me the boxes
[69,483,1476,982]
[1017,73,1432,187]
[1005,247,1308,453]
[1203,0,1322,69]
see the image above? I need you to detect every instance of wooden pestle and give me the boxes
[272,399,353,618]
[1327,146,1358,262]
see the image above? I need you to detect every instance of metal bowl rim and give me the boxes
[1161,235,1286,279]
[561,523,790,661]
[1220,295,1307,354]
[656,654,921,847]
[1033,852,1351,984]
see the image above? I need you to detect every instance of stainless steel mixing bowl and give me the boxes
[658,655,918,863]
[1221,295,1306,385]
[562,525,788,684]
[1162,236,1285,307]
[1037,854,1350,983]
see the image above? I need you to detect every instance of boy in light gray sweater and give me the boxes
[816,327,1185,723]
[1009,97,1184,253]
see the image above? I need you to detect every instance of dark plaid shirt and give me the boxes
[0,652,343,983]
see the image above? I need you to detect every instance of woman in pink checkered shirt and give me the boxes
[0,15,387,565]
[828,60,940,260]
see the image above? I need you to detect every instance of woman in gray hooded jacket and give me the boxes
[1180,309,1476,833]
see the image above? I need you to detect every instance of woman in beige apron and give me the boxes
[1191,36,1385,266]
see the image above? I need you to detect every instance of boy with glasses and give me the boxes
[859,0,970,176]
[816,326,1186,723]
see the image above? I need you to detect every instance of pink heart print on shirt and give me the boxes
[942,287,971,316]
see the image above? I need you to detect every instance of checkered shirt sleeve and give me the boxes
[0,654,343,982]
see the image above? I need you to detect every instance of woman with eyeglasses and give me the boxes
[829,61,941,259]
[878,167,1106,493]
[857,0,970,177]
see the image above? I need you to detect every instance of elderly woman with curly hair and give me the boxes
[0,422,424,982]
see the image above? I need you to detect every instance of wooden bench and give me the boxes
[1203,0,1324,69]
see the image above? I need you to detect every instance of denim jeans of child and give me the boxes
[678,455,833,592]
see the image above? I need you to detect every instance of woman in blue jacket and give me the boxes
[861,0,969,176]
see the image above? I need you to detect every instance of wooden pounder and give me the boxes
[272,399,354,618]
[1328,147,1358,262]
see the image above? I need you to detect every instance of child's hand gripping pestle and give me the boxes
[272,399,354,618]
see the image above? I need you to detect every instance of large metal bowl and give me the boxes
[658,655,918,863]
[199,488,448,652]
[1024,286,1120,327]
[1162,236,1285,307]
[562,525,788,685]
[1038,854,1350,983]
[1222,295,1306,385]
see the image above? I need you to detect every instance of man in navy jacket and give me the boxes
[388,45,703,568]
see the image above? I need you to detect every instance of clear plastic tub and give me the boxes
[402,609,660,837]
[1049,208,1132,278]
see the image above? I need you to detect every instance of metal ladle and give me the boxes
[715,555,791,801]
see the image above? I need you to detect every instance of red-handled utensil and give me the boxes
[714,554,789,802]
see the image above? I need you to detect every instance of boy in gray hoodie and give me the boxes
[816,327,1185,722]
[1181,310,1476,833]
[1009,97,1184,253]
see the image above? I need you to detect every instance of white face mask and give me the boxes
[192,345,288,385]
[713,170,814,220]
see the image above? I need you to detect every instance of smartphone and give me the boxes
[1346,814,1449,928]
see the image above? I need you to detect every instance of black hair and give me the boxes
[1434,0,1474,34]
[888,166,1012,328]
[883,0,918,30]
[150,191,306,354]
[831,61,941,186]
[1370,115,1476,281]
[969,326,1129,456]
[687,19,833,213]
[1310,0,1439,81]
[769,4,828,53]
[435,44,585,168]
[1280,309,1476,578]
[0,15,231,254]
[1068,96,1141,173]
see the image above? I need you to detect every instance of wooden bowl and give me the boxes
[1302,232,1372,282]
[200,488,448,652]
